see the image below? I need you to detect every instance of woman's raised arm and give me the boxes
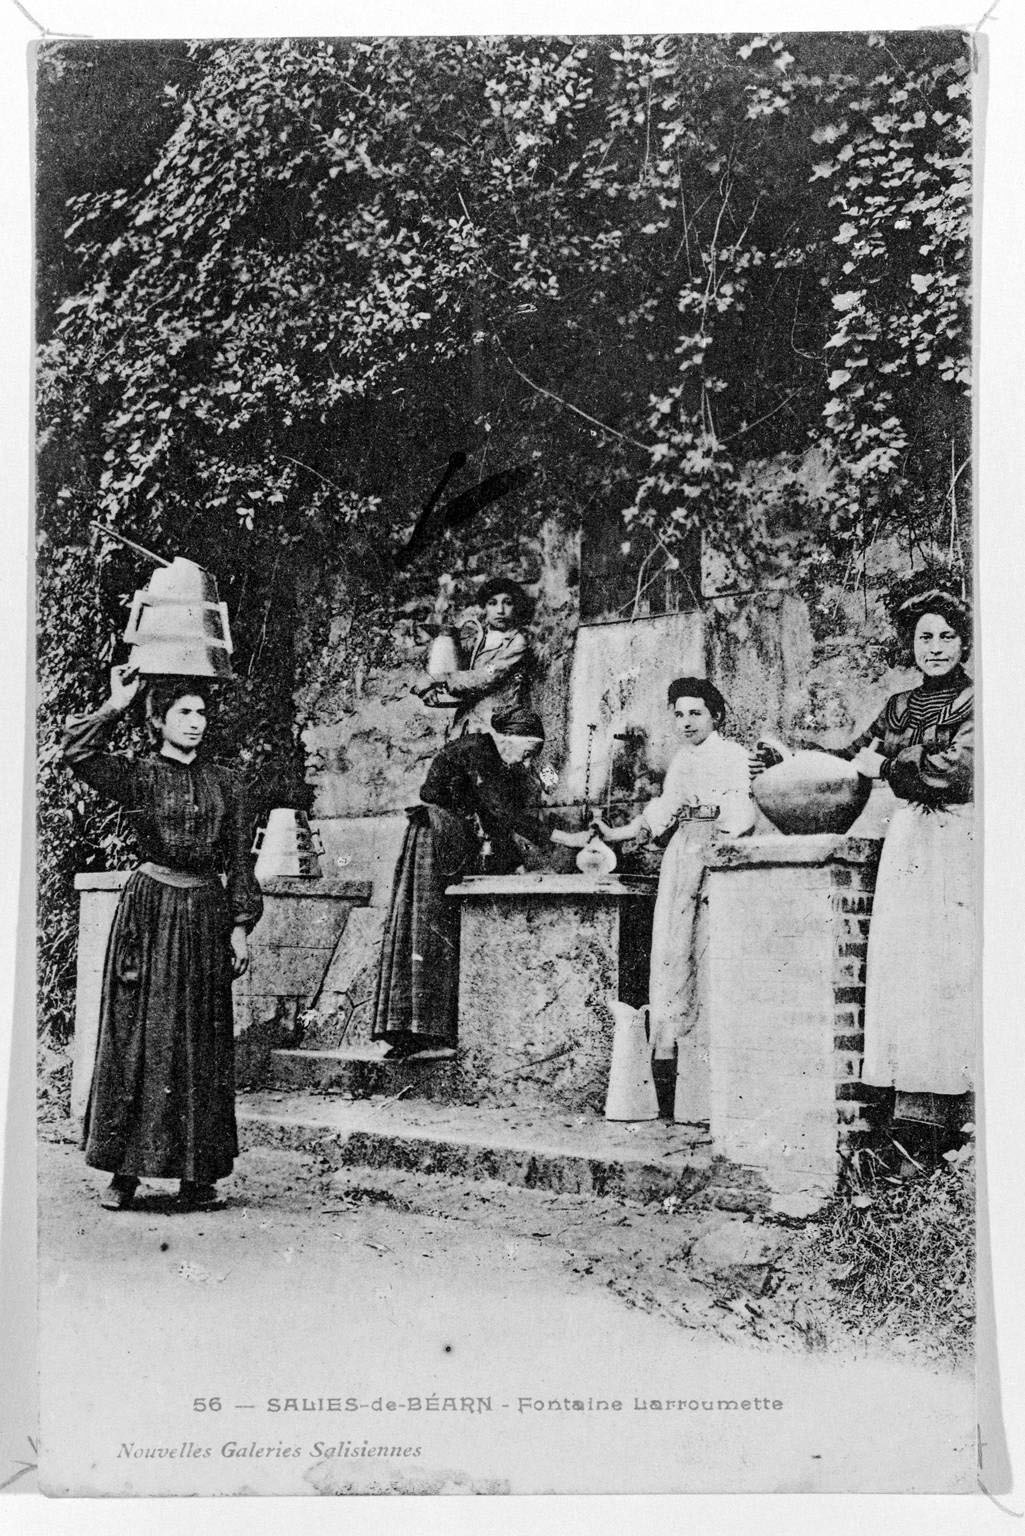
[62,667,144,808]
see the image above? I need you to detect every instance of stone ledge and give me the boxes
[448,873,658,898]
[270,1048,462,1102]
[74,869,372,901]
[260,877,372,901]
[236,1090,773,1209]
[705,834,882,870]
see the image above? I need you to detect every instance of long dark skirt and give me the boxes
[371,805,476,1046]
[83,869,238,1183]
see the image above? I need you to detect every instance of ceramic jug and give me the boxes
[576,828,617,876]
[753,744,871,835]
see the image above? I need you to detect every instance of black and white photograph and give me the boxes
[4,0,1024,1519]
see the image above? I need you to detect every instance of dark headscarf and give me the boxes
[666,676,728,725]
[491,705,545,739]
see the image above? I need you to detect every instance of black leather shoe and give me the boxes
[178,1181,220,1210]
[99,1176,138,1210]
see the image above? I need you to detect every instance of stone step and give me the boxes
[236,1090,770,1211]
[268,1047,462,1102]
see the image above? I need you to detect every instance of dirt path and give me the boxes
[34,1137,973,1496]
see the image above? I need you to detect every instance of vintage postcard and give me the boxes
[9,2,1022,1517]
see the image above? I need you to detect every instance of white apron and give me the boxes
[862,800,976,1096]
[647,821,717,1061]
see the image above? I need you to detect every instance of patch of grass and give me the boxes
[36,1036,73,1128]
[783,1139,974,1365]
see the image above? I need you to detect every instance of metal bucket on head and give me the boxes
[252,809,324,881]
[123,557,234,679]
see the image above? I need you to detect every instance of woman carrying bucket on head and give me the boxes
[63,667,263,1210]
[62,546,261,1211]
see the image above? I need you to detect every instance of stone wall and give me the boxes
[451,875,655,1113]
[299,516,580,824]
[290,494,913,1048]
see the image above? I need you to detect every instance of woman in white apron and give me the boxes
[836,590,974,1165]
[598,678,754,1120]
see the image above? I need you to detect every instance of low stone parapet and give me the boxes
[699,834,881,1191]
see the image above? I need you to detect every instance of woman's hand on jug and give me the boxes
[749,740,784,780]
[850,740,886,780]
[411,671,441,698]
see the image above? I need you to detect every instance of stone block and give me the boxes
[315,814,408,905]
[453,880,653,1113]
[307,905,388,1048]
[70,879,125,1126]
[702,834,881,1190]
[259,893,360,948]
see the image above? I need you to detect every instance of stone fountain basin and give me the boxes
[452,872,657,896]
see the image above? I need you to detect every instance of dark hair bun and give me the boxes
[666,676,728,724]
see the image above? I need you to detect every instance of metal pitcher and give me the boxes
[605,1002,659,1121]
[252,808,325,881]
[123,557,234,679]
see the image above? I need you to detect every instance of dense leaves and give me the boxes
[40,33,971,567]
[36,32,972,1036]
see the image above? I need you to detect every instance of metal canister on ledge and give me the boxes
[252,809,324,881]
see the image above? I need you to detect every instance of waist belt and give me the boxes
[676,804,720,822]
[137,861,220,889]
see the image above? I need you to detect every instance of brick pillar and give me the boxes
[702,836,880,1191]
[830,860,879,1151]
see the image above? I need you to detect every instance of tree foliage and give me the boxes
[41,32,971,564]
[36,32,972,1036]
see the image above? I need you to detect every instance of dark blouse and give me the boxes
[420,732,548,856]
[836,666,974,806]
[62,702,264,931]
